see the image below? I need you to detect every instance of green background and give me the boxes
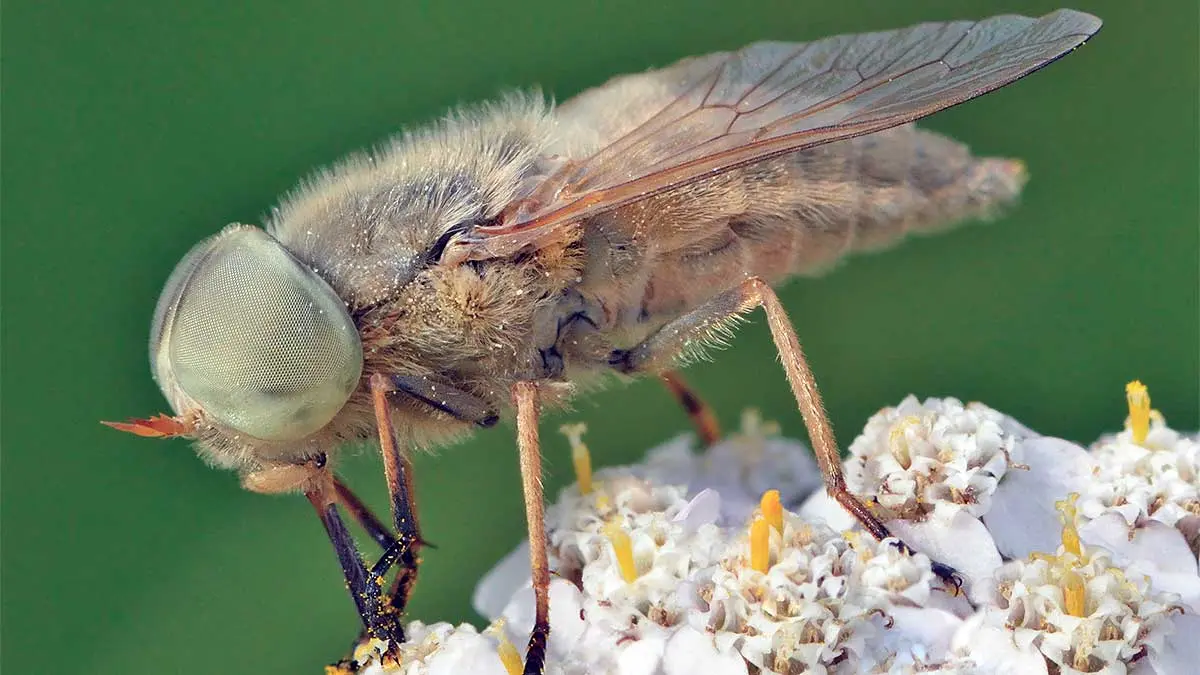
[3,1,1196,673]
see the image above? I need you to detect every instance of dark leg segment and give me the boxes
[369,374,427,621]
[388,373,499,427]
[306,486,403,647]
[610,277,958,583]
[659,369,722,446]
[333,477,396,551]
[511,381,550,675]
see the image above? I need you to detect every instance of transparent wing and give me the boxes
[449,9,1100,262]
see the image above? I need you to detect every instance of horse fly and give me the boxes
[106,10,1101,673]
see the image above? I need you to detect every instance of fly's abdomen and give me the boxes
[609,124,1027,325]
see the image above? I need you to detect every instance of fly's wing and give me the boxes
[444,9,1100,263]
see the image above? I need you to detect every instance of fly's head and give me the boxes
[106,224,368,490]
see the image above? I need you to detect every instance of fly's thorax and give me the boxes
[150,225,364,447]
[353,233,589,403]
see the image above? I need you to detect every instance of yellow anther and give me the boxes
[497,636,523,675]
[750,516,770,573]
[560,422,593,495]
[740,408,780,437]
[761,489,784,533]
[1062,569,1087,617]
[1062,525,1082,559]
[604,522,638,582]
[1126,380,1151,444]
[488,620,523,675]
[1055,493,1082,557]
[888,416,922,469]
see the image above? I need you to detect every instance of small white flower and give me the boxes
[350,621,524,675]
[801,396,1093,591]
[1075,414,1200,615]
[965,543,1183,675]
[638,410,821,525]
[1083,416,1199,532]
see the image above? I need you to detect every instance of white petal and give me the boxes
[546,579,588,658]
[1149,612,1200,675]
[615,634,666,675]
[672,488,722,532]
[797,489,858,532]
[500,582,538,648]
[425,629,509,675]
[991,408,1040,439]
[888,505,1003,595]
[983,437,1092,559]
[883,606,964,662]
[497,581,588,667]
[1081,514,1198,576]
[662,626,746,675]
[1081,513,1200,611]
[475,540,532,620]
[952,614,1049,675]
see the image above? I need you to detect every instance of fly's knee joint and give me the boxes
[606,348,636,373]
[744,276,769,297]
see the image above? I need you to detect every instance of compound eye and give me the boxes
[151,225,362,441]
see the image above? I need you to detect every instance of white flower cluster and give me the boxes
[1076,417,1200,613]
[337,388,1199,675]
[965,537,1186,675]
[800,395,1094,585]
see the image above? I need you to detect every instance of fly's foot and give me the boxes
[889,539,963,593]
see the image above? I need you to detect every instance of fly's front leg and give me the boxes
[609,277,959,583]
[512,381,551,675]
[333,476,396,552]
[368,374,428,632]
[305,477,404,649]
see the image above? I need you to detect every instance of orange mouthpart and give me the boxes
[101,413,193,438]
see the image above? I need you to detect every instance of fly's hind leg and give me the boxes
[609,277,959,584]
[659,369,722,446]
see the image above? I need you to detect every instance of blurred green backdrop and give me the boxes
[3,1,1196,673]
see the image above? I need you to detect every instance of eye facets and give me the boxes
[153,226,362,440]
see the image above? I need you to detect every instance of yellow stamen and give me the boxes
[498,637,522,675]
[750,516,770,573]
[605,522,638,582]
[1126,380,1151,444]
[1056,493,1082,557]
[888,416,921,469]
[560,423,593,495]
[488,620,523,675]
[1062,569,1087,617]
[740,408,780,437]
[761,489,783,533]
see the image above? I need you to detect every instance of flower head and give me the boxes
[338,388,1198,675]
[966,495,1185,675]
